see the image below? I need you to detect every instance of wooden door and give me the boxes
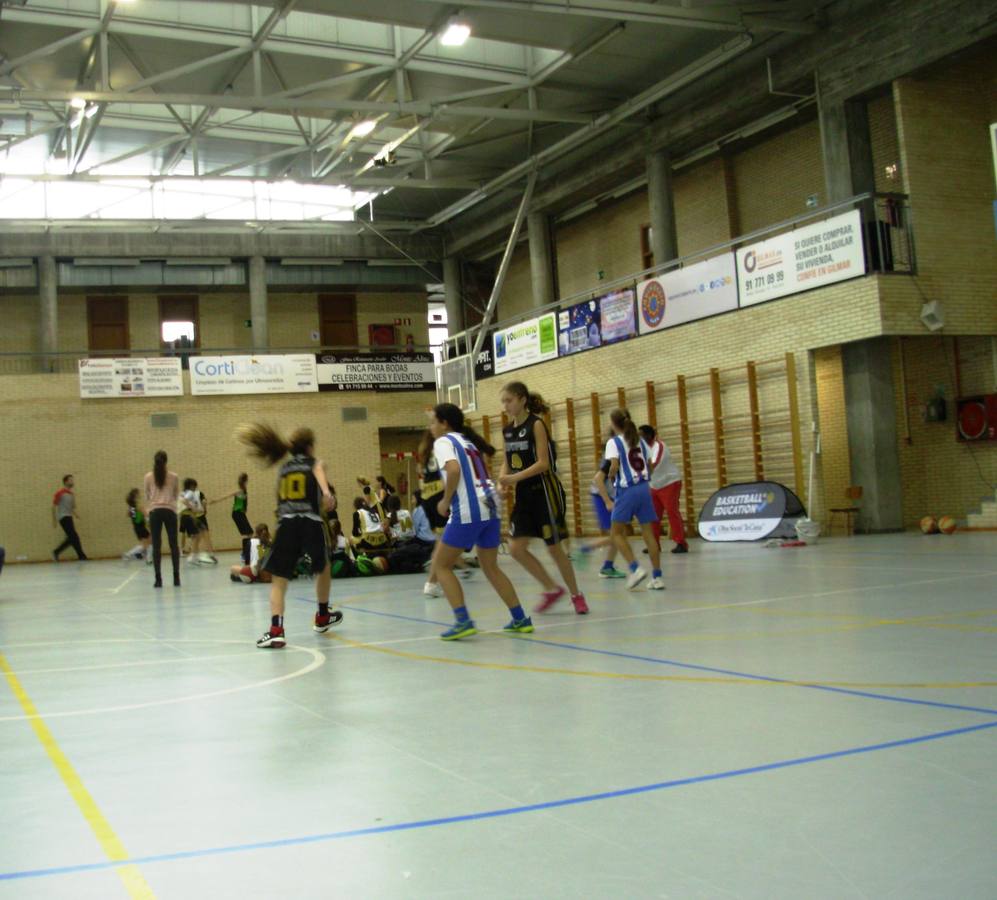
[319,294,357,348]
[87,296,129,355]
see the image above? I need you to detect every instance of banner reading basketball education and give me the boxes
[493,312,558,375]
[698,481,789,542]
[637,253,737,335]
[78,357,183,399]
[189,355,318,395]
[736,209,865,307]
[316,352,435,392]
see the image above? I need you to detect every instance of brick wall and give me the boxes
[0,290,430,360]
[0,375,436,562]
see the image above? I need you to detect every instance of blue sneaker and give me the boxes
[503,617,535,634]
[440,620,477,641]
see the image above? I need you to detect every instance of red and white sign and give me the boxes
[736,209,865,307]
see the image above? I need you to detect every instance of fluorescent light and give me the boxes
[350,119,377,139]
[69,97,86,110]
[84,103,99,118]
[440,22,471,46]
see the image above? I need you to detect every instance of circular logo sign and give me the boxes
[641,280,667,329]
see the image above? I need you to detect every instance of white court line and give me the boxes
[0,641,324,723]
[322,567,997,650]
[8,649,265,676]
[109,568,143,594]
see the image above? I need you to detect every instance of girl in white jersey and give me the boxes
[604,408,665,590]
[430,403,532,641]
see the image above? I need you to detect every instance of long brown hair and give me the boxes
[433,403,495,456]
[502,380,549,416]
[610,408,639,449]
[417,428,435,466]
[237,424,315,466]
[153,450,168,488]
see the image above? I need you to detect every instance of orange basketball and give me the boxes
[937,515,957,535]
[371,556,390,574]
[919,516,938,534]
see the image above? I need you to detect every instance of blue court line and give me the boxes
[2,718,994,883]
[328,602,997,717]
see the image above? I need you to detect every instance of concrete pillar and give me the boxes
[527,211,555,309]
[819,97,876,203]
[248,255,268,350]
[443,256,465,339]
[646,150,678,266]
[842,337,903,533]
[38,254,58,373]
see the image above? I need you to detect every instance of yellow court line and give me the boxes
[324,634,997,690]
[0,653,155,899]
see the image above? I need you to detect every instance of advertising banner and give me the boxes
[493,312,558,375]
[189,355,318,396]
[473,337,496,381]
[558,299,601,356]
[598,288,637,344]
[736,209,865,307]
[78,357,183,399]
[636,253,738,335]
[316,352,435,392]
[698,481,806,542]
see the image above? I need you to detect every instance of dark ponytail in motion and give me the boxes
[237,424,315,466]
[153,450,168,488]
[610,408,640,449]
[433,403,496,457]
[502,380,550,416]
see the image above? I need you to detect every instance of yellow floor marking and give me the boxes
[0,652,155,898]
[325,634,997,690]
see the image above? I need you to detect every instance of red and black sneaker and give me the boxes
[313,609,344,633]
[257,626,286,649]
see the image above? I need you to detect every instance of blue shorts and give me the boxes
[442,518,501,550]
[591,493,612,531]
[610,482,657,525]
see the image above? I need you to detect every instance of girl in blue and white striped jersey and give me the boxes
[430,403,532,641]
[604,408,664,591]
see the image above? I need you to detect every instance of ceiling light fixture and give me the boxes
[350,119,377,139]
[440,22,471,46]
[69,97,86,110]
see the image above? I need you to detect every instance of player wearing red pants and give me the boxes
[639,425,688,554]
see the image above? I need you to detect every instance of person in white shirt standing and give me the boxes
[430,402,532,641]
[639,425,689,554]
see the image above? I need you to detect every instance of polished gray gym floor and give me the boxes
[1,533,995,899]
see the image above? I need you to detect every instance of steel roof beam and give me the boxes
[407,0,816,33]
[1,88,595,124]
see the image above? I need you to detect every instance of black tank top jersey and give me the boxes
[420,454,445,501]
[503,414,558,488]
[276,454,321,519]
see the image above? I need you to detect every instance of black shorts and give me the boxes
[180,515,200,537]
[509,476,569,546]
[262,516,328,580]
[132,522,150,540]
[231,511,252,536]
[420,492,448,530]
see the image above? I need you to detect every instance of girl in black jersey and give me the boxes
[238,424,343,649]
[498,381,588,615]
[123,488,151,563]
[209,472,253,564]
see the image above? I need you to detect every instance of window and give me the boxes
[428,303,448,363]
[159,295,199,350]
[640,224,654,271]
[87,296,129,355]
[319,294,358,348]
